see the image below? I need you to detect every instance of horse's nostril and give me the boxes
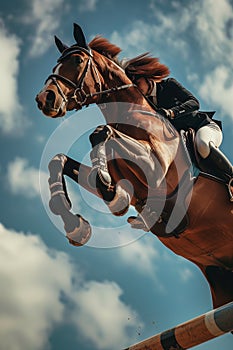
[47,90,56,103]
[37,101,43,109]
[36,91,56,110]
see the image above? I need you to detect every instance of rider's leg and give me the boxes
[195,122,233,201]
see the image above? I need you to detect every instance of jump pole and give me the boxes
[123,301,233,350]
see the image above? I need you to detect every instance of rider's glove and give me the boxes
[157,108,175,119]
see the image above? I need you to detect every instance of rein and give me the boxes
[45,48,137,110]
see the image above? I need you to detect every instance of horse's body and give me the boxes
[36,24,233,309]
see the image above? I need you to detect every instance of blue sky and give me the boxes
[0,1,233,349]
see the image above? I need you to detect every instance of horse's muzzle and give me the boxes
[35,90,65,117]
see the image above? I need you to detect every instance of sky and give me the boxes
[0,1,233,350]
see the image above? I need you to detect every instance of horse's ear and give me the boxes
[73,23,88,49]
[54,36,68,53]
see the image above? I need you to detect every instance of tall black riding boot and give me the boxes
[207,142,233,202]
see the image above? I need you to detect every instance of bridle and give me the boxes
[45,46,137,111]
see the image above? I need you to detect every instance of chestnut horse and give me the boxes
[36,24,233,309]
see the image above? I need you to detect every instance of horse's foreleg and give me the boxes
[88,125,131,216]
[88,125,113,190]
[48,153,93,246]
[63,155,99,197]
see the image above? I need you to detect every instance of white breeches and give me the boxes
[195,121,223,158]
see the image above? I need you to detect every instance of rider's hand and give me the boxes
[157,108,175,119]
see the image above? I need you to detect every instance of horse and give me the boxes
[36,23,233,309]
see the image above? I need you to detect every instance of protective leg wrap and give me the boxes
[88,125,113,188]
[88,143,112,187]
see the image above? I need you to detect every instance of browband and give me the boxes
[57,46,93,62]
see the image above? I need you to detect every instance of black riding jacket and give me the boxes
[155,78,213,131]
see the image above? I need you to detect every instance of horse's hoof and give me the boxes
[108,184,130,216]
[66,215,92,247]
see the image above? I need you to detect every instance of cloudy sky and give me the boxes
[0,1,233,349]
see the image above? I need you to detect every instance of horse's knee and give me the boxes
[48,153,67,172]
[89,125,113,147]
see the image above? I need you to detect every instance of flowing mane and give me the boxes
[89,36,121,59]
[123,53,170,81]
[89,36,169,82]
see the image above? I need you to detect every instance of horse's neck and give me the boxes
[95,54,150,123]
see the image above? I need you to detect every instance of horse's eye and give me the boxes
[74,56,83,65]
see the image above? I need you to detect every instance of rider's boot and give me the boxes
[207,142,233,202]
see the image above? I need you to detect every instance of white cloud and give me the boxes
[118,234,160,277]
[78,0,98,12]
[0,222,142,350]
[179,267,193,283]
[110,0,233,120]
[0,223,75,350]
[6,157,47,198]
[149,0,233,119]
[109,16,191,59]
[0,20,29,135]
[70,280,141,350]
[23,0,66,57]
[199,65,233,121]
[113,0,233,65]
[194,0,233,65]
[192,0,233,120]
[110,21,162,57]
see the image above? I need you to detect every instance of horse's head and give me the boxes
[36,23,170,120]
[36,24,98,118]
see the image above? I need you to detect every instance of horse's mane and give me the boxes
[123,53,170,81]
[89,36,170,81]
[89,36,121,59]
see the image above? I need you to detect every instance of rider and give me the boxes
[134,76,233,202]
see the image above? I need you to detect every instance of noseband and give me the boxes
[45,46,136,111]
